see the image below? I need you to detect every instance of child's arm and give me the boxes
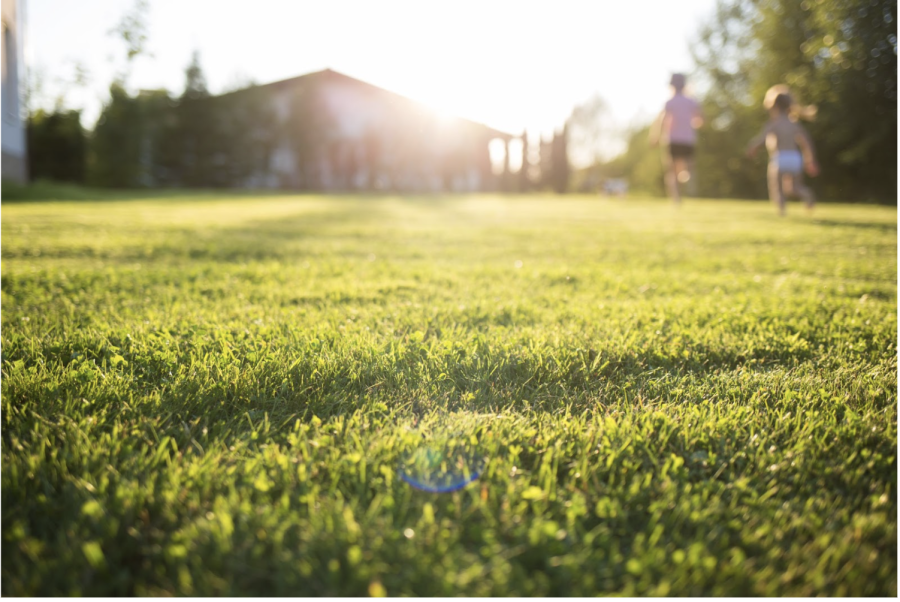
[648,109,666,147]
[795,125,819,176]
[745,125,769,158]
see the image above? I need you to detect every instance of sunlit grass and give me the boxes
[1,194,896,595]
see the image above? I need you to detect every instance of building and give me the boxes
[208,69,520,192]
[1,0,26,183]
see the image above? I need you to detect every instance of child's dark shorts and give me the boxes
[668,143,695,159]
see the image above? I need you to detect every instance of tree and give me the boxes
[176,51,220,187]
[214,86,280,187]
[27,109,86,183]
[85,0,158,187]
[550,125,570,193]
[87,84,175,188]
[790,0,897,201]
[518,130,531,192]
[109,0,151,87]
[566,95,616,169]
[87,83,143,187]
[687,0,765,198]
[24,61,92,184]
[181,51,209,101]
[691,0,897,202]
[138,89,180,187]
[597,125,665,197]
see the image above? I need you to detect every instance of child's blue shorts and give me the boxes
[772,150,803,174]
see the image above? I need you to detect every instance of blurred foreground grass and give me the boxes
[1,193,896,595]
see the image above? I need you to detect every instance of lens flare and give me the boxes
[399,445,484,493]
[397,416,487,494]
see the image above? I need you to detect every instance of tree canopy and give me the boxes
[597,0,897,203]
[693,0,897,202]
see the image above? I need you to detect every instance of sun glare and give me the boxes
[415,85,490,128]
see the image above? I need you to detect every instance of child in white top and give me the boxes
[649,73,704,206]
[746,85,819,216]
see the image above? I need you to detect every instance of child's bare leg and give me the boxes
[674,158,688,201]
[663,153,681,205]
[782,174,796,197]
[683,156,697,197]
[794,173,815,211]
[767,163,785,216]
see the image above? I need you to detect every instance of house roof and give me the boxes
[218,68,514,140]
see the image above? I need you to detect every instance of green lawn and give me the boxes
[1,193,896,595]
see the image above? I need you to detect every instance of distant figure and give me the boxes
[746,85,819,216]
[649,73,703,206]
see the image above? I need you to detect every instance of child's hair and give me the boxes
[773,93,792,113]
[670,73,686,91]
[763,84,817,121]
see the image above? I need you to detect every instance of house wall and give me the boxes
[1,0,27,183]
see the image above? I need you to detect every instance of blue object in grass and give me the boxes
[398,446,484,493]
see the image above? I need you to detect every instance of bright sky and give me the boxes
[25,0,715,160]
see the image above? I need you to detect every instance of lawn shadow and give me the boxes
[2,195,402,263]
[1,180,301,204]
[811,218,897,233]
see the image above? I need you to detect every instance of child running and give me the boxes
[746,85,819,216]
[649,73,704,206]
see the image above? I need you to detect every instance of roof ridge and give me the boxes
[215,68,513,138]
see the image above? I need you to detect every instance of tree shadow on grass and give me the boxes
[810,218,897,233]
[2,198,399,263]
[3,194,536,264]
[0,180,300,204]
